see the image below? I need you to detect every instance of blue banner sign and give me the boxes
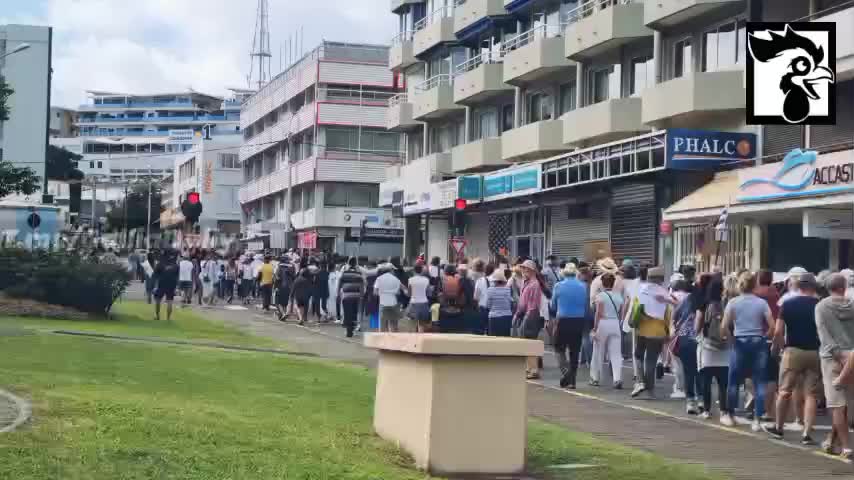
[457,176,482,201]
[483,165,542,199]
[666,129,756,170]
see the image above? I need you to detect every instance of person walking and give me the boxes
[550,263,589,389]
[695,275,731,423]
[762,273,821,445]
[178,254,194,306]
[673,277,703,414]
[439,265,466,333]
[224,258,238,304]
[239,257,254,305]
[257,255,275,311]
[407,264,431,333]
[473,264,495,335]
[200,252,219,306]
[630,266,672,399]
[152,250,180,321]
[485,269,514,337]
[816,273,854,459]
[375,263,409,332]
[337,257,366,337]
[590,273,625,389]
[313,262,331,321]
[274,257,295,321]
[515,260,546,380]
[290,269,313,325]
[720,271,775,432]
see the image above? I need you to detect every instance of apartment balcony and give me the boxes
[641,70,745,128]
[562,97,644,147]
[454,0,507,36]
[413,7,456,57]
[389,31,417,71]
[501,119,567,162]
[451,137,504,173]
[238,167,290,204]
[453,53,513,104]
[386,94,421,131]
[412,75,464,120]
[564,0,653,60]
[815,4,854,80]
[392,0,423,13]
[644,0,741,28]
[502,25,575,85]
[401,152,453,182]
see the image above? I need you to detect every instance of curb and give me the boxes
[0,388,31,433]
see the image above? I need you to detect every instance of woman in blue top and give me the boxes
[550,264,589,389]
[485,269,514,337]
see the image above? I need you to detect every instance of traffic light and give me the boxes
[450,198,467,237]
[181,192,203,225]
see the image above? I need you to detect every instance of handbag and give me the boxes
[522,308,544,339]
[628,297,646,329]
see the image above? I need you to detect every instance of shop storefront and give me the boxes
[664,148,854,274]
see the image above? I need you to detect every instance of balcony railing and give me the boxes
[414,4,454,31]
[317,87,397,105]
[564,0,633,26]
[502,24,564,53]
[453,49,503,76]
[388,92,409,107]
[81,100,196,109]
[391,30,414,45]
[78,115,228,123]
[415,74,453,93]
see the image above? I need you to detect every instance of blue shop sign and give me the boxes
[666,129,756,170]
[483,165,542,199]
[457,176,482,201]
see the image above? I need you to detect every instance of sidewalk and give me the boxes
[184,302,851,479]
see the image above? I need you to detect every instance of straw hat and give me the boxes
[596,257,619,275]
[648,266,665,280]
[520,259,538,271]
[562,263,578,277]
[490,270,507,283]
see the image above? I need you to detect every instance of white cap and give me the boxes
[785,266,808,281]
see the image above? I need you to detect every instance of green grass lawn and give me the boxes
[0,308,725,480]
[0,301,283,349]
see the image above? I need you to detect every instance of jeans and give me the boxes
[488,315,512,337]
[581,331,594,365]
[702,366,729,413]
[473,307,489,335]
[342,298,359,337]
[260,284,273,310]
[635,336,665,392]
[554,318,585,386]
[727,336,769,417]
[676,336,700,399]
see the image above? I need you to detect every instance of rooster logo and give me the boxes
[748,24,835,124]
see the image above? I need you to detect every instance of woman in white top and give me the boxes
[590,273,625,389]
[408,264,432,332]
[474,264,495,335]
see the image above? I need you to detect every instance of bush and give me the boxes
[0,248,131,315]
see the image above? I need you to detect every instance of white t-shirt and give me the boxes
[408,275,430,304]
[178,260,194,282]
[375,272,403,307]
[241,263,255,280]
[474,276,491,308]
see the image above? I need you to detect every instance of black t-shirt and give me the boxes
[155,262,179,291]
[780,295,820,350]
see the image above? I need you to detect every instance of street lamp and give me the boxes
[146,164,152,250]
[0,43,31,60]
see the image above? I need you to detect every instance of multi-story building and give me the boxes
[238,41,404,257]
[382,0,853,271]
[0,24,51,183]
[49,107,78,137]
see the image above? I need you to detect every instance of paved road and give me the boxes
[123,286,854,479]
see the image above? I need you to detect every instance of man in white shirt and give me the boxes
[374,263,409,332]
[178,256,195,305]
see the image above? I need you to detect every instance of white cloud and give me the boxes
[6,0,395,107]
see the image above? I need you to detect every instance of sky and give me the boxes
[0,0,395,108]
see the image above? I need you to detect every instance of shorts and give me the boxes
[295,297,309,309]
[822,357,854,408]
[408,302,430,322]
[154,287,176,301]
[276,287,290,306]
[779,347,821,396]
[179,281,193,291]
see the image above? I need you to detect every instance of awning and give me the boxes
[663,171,738,223]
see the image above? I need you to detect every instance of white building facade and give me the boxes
[239,41,404,258]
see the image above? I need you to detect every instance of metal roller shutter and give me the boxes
[550,203,610,261]
[810,80,854,153]
[763,124,804,162]
[610,183,657,266]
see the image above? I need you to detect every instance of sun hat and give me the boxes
[648,266,666,280]
[520,259,538,271]
[596,257,619,275]
[490,270,507,283]
[785,266,808,281]
[563,263,578,277]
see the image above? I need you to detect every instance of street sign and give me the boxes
[449,237,467,257]
[27,212,41,230]
[659,221,673,236]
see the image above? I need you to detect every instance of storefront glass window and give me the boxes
[324,186,347,207]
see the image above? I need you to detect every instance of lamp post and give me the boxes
[146,164,152,250]
[0,43,30,61]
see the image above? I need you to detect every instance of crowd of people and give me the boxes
[140,248,854,459]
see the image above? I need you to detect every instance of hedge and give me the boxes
[0,249,131,315]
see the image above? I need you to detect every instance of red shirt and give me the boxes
[754,285,781,320]
[518,278,543,314]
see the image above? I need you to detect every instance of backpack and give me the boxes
[703,300,727,351]
[277,265,293,289]
[440,276,465,313]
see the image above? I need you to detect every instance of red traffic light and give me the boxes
[187,192,200,204]
[454,198,467,211]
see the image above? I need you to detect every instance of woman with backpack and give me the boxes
[695,275,731,423]
[672,277,705,415]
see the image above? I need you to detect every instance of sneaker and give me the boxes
[699,411,711,420]
[631,384,646,398]
[801,434,815,446]
[822,438,835,454]
[761,424,784,439]
[751,419,761,432]
[613,381,623,390]
[686,400,698,415]
[720,414,736,427]
[840,448,853,461]
[588,380,600,387]
[670,390,686,399]
[567,384,577,390]
[559,372,571,388]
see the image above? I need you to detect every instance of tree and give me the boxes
[46,145,84,181]
[0,79,41,199]
[106,182,162,237]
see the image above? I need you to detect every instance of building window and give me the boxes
[526,91,552,123]
[218,153,239,169]
[97,161,103,169]
[587,65,619,104]
[673,38,692,79]
[323,184,378,208]
[559,81,577,115]
[471,107,498,140]
[501,104,514,133]
[630,55,655,95]
[702,18,746,72]
[178,157,196,182]
[324,186,348,207]
[89,161,95,168]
